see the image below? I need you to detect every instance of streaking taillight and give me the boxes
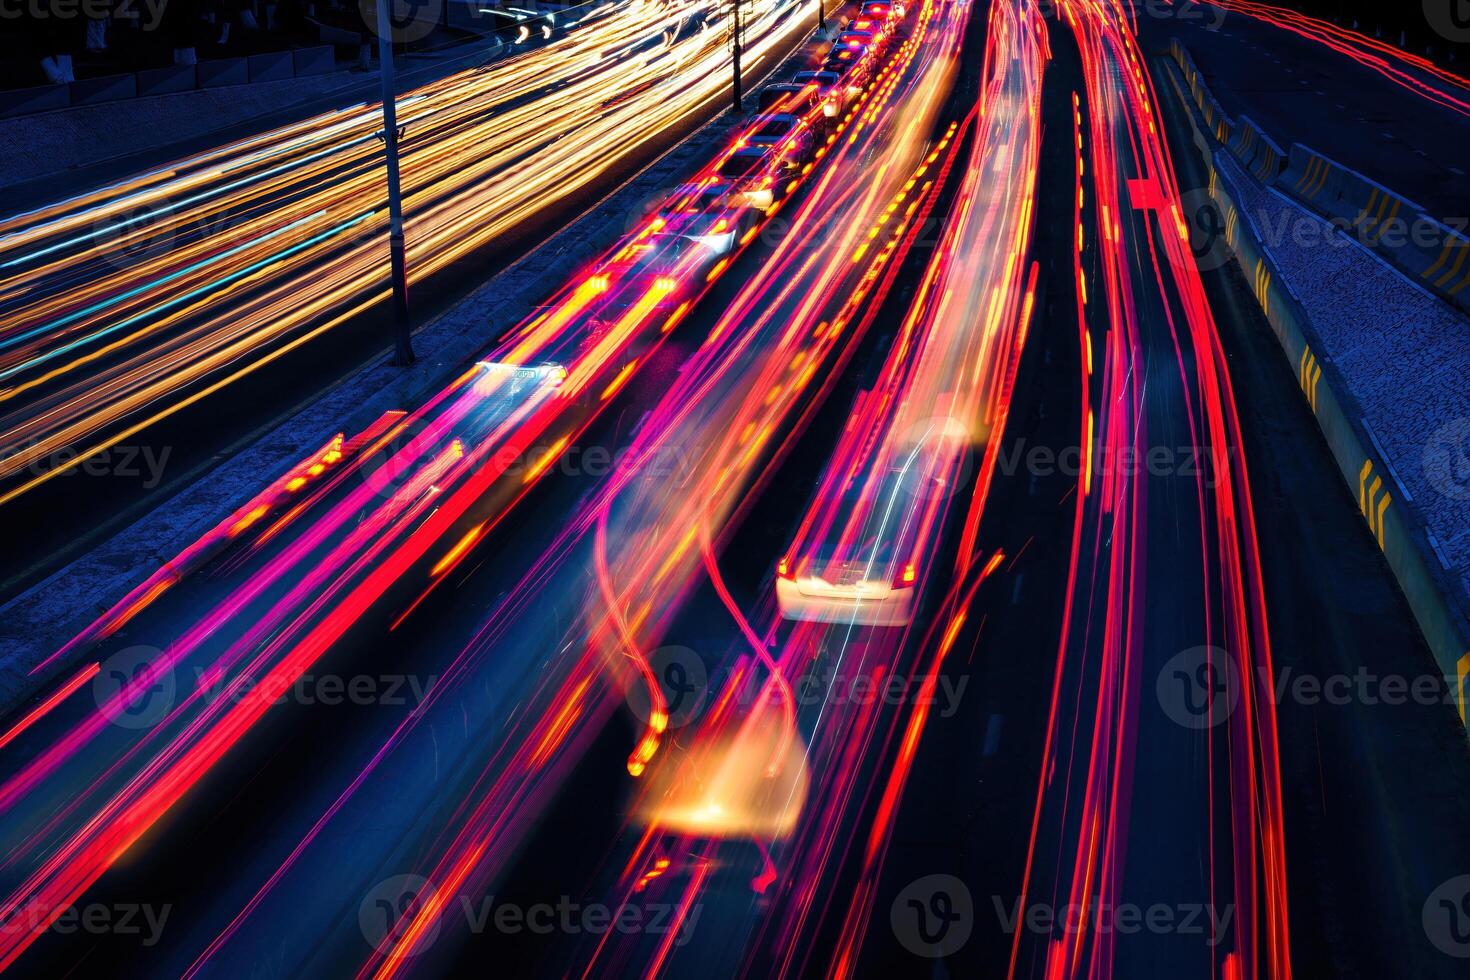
[898,562,916,586]
[777,557,792,580]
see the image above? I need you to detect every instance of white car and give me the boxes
[776,549,917,627]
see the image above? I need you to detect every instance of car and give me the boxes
[838,29,882,55]
[776,540,918,627]
[847,14,889,41]
[660,209,751,258]
[862,0,902,18]
[791,70,846,117]
[822,61,872,99]
[742,113,815,165]
[596,194,746,303]
[757,82,821,118]
[657,182,731,222]
[822,47,872,93]
[714,146,788,211]
[776,413,968,627]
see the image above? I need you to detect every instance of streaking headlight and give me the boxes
[690,231,737,254]
[473,361,567,394]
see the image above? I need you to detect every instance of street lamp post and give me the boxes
[817,0,824,32]
[731,0,742,113]
[376,0,416,366]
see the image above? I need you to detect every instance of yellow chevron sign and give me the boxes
[1357,458,1392,551]
[1297,345,1322,412]
[1355,187,1402,242]
[1294,155,1331,198]
[1424,236,1470,297]
[1459,651,1470,724]
[1254,258,1272,318]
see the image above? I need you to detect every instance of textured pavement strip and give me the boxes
[0,35,521,192]
[0,53,806,702]
[0,72,356,190]
[1216,150,1470,606]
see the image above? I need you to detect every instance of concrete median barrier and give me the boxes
[1160,49,1470,732]
[1168,40,1470,318]
[1278,143,1344,210]
[1407,226,1470,313]
[1227,116,1284,183]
